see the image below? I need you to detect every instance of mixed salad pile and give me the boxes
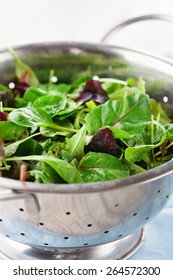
[0,49,173,184]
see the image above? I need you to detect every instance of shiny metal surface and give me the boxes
[0,227,146,260]
[101,14,173,44]
[0,42,173,258]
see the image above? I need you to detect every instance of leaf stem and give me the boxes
[40,123,79,133]
[2,107,15,112]
[151,114,154,145]
[155,141,173,157]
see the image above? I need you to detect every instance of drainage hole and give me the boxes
[39,222,44,226]
[166,195,170,199]
[44,243,49,246]
[21,233,25,236]
[118,234,123,238]
[115,203,120,208]
[0,219,2,222]
[64,237,69,240]
[87,224,92,227]
[19,208,24,212]
[6,235,10,238]
[84,243,88,246]
[66,212,71,215]
[157,189,161,193]
[104,230,109,234]
[133,213,137,216]
[145,217,149,220]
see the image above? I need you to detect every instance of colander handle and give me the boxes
[101,14,173,43]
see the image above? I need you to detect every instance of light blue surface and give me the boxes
[129,197,173,260]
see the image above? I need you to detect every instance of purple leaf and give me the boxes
[15,82,30,95]
[75,80,108,104]
[84,127,116,156]
[0,112,7,121]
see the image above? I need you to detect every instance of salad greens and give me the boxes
[0,50,173,184]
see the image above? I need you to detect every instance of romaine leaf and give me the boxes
[5,155,84,184]
[66,125,86,160]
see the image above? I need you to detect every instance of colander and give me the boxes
[0,29,173,260]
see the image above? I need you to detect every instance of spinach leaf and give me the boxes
[8,107,53,128]
[0,121,25,140]
[33,94,67,116]
[24,87,46,103]
[15,138,43,156]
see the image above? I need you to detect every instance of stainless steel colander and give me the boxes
[0,41,173,259]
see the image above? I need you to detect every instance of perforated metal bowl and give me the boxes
[0,42,173,259]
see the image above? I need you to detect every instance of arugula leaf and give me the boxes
[125,132,167,163]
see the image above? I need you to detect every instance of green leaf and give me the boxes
[108,127,131,139]
[4,132,44,157]
[113,92,151,134]
[8,107,53,127]
[66,125,86,160]
[15,138,43,156]
[165,123,173,139]
[85,92,151,135]
[55,100,81,120]
[78,152,129,182]
[8,48,39,86]
[0,121,25,140]
[151,98,171,124]
[39,119,74,137]
[125,133,167,163]
[42,162,66,183]
[5,155,84,183]
[24,87,46,103]
[85,100,121,135]
[29,170,56,184]
[56,83,71,93]
[33,94,67,116]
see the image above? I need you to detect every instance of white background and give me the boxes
[0,0,173,49]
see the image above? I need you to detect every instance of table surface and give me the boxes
[129,198,173,260]
[0,0,173,260]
